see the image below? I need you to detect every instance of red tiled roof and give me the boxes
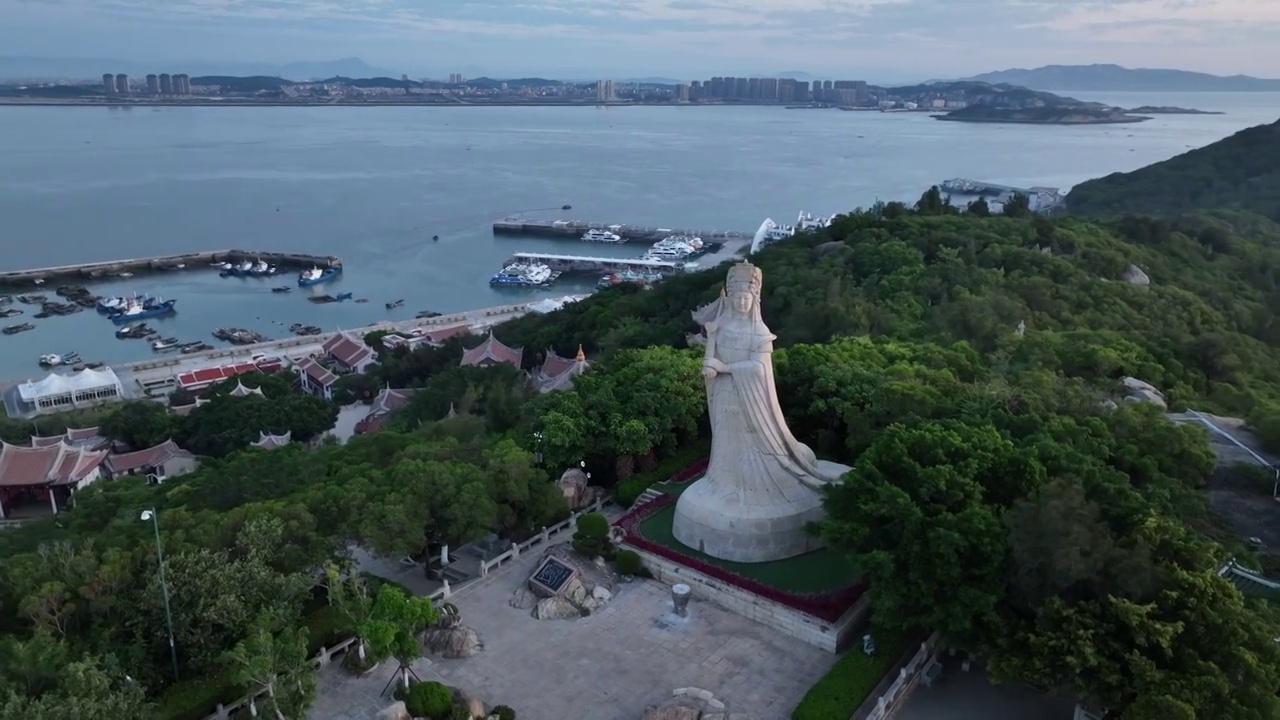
[175,358,283,391]
[370,387,415,416]
[427,325,472,344]
[104,439,195,475]
[532,346,589,393]
[0,441,108,487]
[461,332,523,368]
[298,358,338,387]
[322,333,374,369]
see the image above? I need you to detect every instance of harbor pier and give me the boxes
[0,249,343,287]
[493,217,753,243]
[506,252,689,277]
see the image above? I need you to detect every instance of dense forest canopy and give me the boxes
[1067,118,1280,220]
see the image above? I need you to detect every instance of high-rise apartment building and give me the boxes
[115,74,130,94]
[595,80,615,102]
[159,74,173,94]
[146,74,160,94]
[175,74,191,94]
[676,83,690,102]
[102,74,117,94]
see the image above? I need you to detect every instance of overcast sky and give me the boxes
[4,0,1279,82]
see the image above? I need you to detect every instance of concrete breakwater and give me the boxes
[0,250,343,287]
[493,217,753,243]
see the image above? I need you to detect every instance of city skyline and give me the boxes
[3,0,1279,82]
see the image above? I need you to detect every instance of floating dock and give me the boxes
[493,218,752,243]
[506,252,690,277]
[0,250,343,287]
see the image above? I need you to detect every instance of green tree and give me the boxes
[822,421,1042,645]
[98,401,176,450]
[0,657,153,720]
[323,566,374,665]
[359,586,437,691]
[223,617,315,720]
[1002,193,1032,218]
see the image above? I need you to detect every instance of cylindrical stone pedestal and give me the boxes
[671,583,691,617]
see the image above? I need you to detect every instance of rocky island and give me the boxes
[1123,105,1223,115]
[936,105,1150,125]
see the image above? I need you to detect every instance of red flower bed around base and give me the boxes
[616,494,866,623]
[668,458,709,484]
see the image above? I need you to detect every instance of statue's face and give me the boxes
[730,289,754,314]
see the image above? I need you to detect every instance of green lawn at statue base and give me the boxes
[637,495,858,595]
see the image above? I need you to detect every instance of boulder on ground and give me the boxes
[421,625,484,658]
[1122,264,1150,287]
[507,587,537,610]
[533,596,582,620]
[449,686,487,719]
[556,467,598,510]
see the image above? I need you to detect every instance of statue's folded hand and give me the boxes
[701,365,718,380]
[703,358,728,374]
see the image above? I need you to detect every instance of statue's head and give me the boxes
[725,262,762,315]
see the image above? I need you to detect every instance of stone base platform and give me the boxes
[671,460,851,564]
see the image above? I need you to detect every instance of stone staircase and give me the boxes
[637,487,666,505]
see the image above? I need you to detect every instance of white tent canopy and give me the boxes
[18,368,124,410]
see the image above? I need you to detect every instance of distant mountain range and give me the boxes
[0,56,401,82]
[957,64,1280,92]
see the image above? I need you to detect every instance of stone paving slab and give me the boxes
[309,545,835,720]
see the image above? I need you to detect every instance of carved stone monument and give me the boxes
[673,261,850,563]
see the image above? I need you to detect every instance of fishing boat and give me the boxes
[298,265,342,287]
[336,292,353,302]
[386,299,405,309]
[3,322,35,335]
[110,298,177,325]
[490,262,559,287]
[152,338,180,351]
[271,286,292,293]
[181,342,212,354]
[0,308,22,318]
[39,352,80,367]
[561,204,572,210]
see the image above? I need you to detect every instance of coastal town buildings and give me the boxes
[252,431,293,450]
[321,332,376,374]
[0,437,110,518]
[354,387,418,435]
[9,367,125,417]
[102,439,199,482]
[296,358,338,401]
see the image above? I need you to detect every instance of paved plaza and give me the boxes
[309,546,836,720]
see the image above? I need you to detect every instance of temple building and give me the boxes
[30,426,109,450]
[460,331,523,369]
[296,358,338,400]
[322,332,376,374]
[252,431,293,450]
[11,368,124,417]
[103,439,199,482]
[226,381,265,398]
[354,387,418,435]
[0,440,110,518]
[530,345,590,393]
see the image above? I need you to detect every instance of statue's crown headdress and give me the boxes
[726,262,762,294]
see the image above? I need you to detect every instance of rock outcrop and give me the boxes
[421,625,484,658]
[513,544,619,620]
[641,688,740,720]
[556,467,598,510]
[1122,264,1150,287]
[1120,376,1167,409]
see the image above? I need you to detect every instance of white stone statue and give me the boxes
[672,261,849,563]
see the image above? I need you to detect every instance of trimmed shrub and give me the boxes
[404,681,453,720]
[615,549,643,576]
[790,632,905,720]
[576,512,609,539]
[616,476,651,508]
[573,511,612,558]
[493,705,517,720]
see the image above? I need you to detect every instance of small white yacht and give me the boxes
[582,229,623,243]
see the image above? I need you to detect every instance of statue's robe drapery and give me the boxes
[673,290,846,563]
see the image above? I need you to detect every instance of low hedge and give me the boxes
[790,632,906,720]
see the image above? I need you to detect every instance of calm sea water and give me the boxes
[0,93,1276,379]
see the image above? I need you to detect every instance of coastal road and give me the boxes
[111,296,587,398]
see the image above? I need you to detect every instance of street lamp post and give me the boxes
[141,508,179,681]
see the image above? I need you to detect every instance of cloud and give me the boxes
[2,0,1278,78]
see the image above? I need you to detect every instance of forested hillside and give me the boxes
[4,199,1280,719]
[1067,118,1280,220]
